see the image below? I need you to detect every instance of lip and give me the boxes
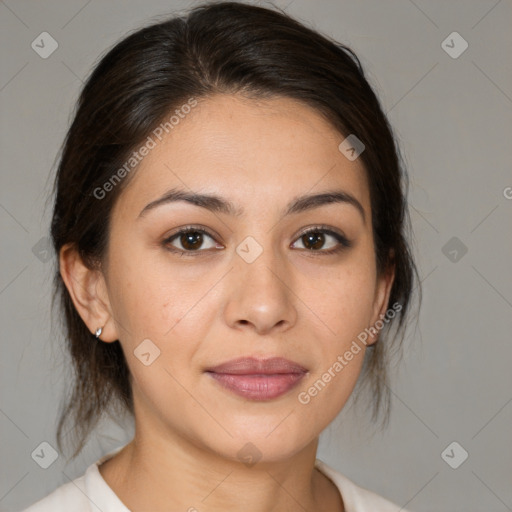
[205,357,308,401]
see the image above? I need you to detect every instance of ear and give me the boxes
[59,243,119,343]
[366,250,396,346]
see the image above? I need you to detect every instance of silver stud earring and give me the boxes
[95,326,103,339]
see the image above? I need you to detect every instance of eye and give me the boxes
[162,224,352,257]
[163,226,222,256]
[291,225,352,254]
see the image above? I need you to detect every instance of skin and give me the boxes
[60,93,395,512]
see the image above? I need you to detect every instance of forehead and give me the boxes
[113,93,370,221]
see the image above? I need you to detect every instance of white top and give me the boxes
[20,445,408,512]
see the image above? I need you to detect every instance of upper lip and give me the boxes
[205,357,308,375]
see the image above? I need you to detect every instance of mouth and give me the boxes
[204,357,308,401]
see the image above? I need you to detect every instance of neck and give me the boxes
[99,429,343,511]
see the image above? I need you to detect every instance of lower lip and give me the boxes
[206,372,306,400]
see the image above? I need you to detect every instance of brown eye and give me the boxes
[301,231,326,250]
[179,231,204,250]
[291,226,352,254]
[164,227,220,254]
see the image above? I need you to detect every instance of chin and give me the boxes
[203,418,317,465]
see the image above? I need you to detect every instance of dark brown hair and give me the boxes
[48,0,421,460]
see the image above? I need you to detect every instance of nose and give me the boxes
[223,242,298,336]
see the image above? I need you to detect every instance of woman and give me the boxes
[21,1,420,510]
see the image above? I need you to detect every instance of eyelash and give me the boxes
[162,224,352,258]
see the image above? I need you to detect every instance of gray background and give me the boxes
[1,0,511,511]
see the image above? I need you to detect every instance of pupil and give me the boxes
[304,232,324,250]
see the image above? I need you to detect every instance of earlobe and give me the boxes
[59,243,117,342]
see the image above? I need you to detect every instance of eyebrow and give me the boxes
[138,187,366,224]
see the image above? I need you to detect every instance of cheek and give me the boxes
[298,259,377,341]
[105,246,186,338]
[106,250,215,380]
[293,256,376,413]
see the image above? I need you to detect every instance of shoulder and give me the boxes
[18,473,91,512]
[18,444,128,512]
[315,459,409,512]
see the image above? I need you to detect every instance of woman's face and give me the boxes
[96,93,394,462]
